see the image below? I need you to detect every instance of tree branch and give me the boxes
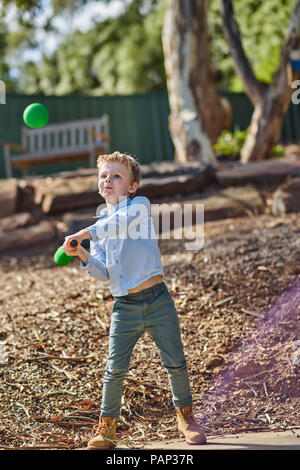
[220,0,265,106]
[273,0,300,89]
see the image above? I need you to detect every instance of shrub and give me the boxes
[214,128,285,159]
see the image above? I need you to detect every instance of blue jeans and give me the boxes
[100,282,192,418]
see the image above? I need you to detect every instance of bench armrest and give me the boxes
[0,141,27,152]
[87,130,111,142]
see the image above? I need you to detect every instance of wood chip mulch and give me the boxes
[0,212,299,449]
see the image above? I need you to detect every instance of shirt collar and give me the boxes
[93,196,131,219]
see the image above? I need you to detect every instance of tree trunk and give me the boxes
[162,0,231,165]
[221,0,300,163]
[240,83,293,163]
[189,0,232,144]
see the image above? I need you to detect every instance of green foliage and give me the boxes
[16,0,166,95]
[272,144,285,158]
[207,0,294,91]
[214,128,285,158]
[213,129,247,156]
[0,0,297,95]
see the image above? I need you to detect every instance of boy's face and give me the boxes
[98,161,138,206]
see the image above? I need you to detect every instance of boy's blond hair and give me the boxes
[97,151,141,199]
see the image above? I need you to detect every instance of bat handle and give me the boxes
[68,239,78,248]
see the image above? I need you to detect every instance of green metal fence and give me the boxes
[0,90,299,179]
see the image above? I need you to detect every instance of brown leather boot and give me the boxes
[176,406,206,445]
[87,416,117,450]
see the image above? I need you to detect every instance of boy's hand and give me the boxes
[62,242,89,265]
[62,234,83,256]
[62,232,85,256]
[62,229,91,254]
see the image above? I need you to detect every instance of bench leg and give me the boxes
[4,145,12,178]
[89,149,95,168]
[22,167,29,177]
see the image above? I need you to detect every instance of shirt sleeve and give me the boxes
[88,197,151,241]
[80,239,108,281]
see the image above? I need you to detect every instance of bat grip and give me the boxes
[68,239,78,248]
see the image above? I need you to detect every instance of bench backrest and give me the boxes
[21,116,109,155]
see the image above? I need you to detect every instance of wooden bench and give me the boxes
[1,116,110,178]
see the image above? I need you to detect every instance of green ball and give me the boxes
[23,103,49,129]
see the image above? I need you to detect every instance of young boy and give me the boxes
[62,151,206,449]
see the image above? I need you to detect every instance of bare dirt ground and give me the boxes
[0,211,299,449]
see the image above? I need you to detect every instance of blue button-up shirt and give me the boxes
[80,196,164,297]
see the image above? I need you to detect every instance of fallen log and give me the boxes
[0,220,57,253]
[199,185,265,221]
[0,212,37,232]
[39,160,212,180]
[141,161,214,178]
[0,178,18,217]
[30,167,215,215]
[17,179,43,215]
[62,186,265,240]
[216,158,300,189]
[136,168,215,199]
[151,185,265,236]
[32,175,102,214]
[272,177,300,215]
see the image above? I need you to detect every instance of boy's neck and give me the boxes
[105,195,130,213]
